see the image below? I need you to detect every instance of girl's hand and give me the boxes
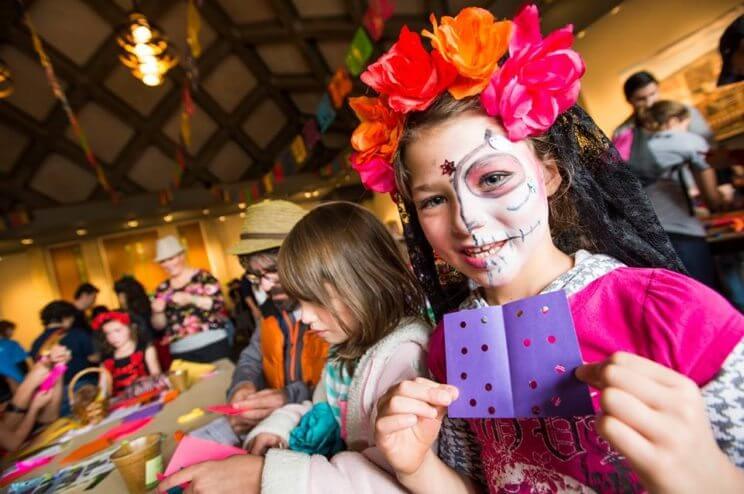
[29,390,53,411]
[48,344,71,365]
[375,377,458,476]
[151,298,167,313]
[247,433,285,456]
[576,352,744,494]
[157,455,263,494]
[26,361,51,386]
[171,292,193,307]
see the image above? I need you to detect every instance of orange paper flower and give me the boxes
[349,96,404,165]
[423,7,512,99]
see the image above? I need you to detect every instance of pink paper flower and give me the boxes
[481,4,585,141]
[351,155,397,193]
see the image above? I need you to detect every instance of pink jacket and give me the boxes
[254,319,431,494]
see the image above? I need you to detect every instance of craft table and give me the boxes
[14,359,235,493]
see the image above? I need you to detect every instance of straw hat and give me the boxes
[154,235,185,262]
[228,200,307,256]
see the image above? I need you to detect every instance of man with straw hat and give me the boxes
[225,200,328,436]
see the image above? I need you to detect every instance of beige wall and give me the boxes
[576,0,742,135]
[0,248,58,349]
[0,200,402,349]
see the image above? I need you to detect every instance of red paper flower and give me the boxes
[480,4,585,141]
[361,26,457,113]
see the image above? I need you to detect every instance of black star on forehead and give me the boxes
[440,159,455,176]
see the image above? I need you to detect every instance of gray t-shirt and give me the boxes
[645,130,710,237]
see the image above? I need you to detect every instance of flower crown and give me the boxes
[349,4,585,193]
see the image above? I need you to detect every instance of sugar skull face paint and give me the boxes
[406,114,552,288]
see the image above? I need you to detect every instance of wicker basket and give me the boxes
[68,367,112,425]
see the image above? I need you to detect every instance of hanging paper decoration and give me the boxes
[249,181,262,201]
[272,162,285,183]
[290,135,307,166]
[344,28,374,76]
[0,57,13,99]
[262,173,274,194]
[26,15,116,199]
[172,148,187,188]
[328,67,352,109]
[363,0,394,41]
[302,119,321,150]
[316,93,336,133]
[158,190,173,206]
[186,0,202,58]
[180,85,195,150]
[6,207,31,228]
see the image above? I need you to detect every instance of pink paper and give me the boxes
[37,363,66,394]
[100,417,153,442]
[164,436,246,476]
[1,455,55,483]
[206,404,246,416]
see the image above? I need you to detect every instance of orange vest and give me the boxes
[260,313,328,390]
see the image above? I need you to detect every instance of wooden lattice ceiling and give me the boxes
[0,0,620,248]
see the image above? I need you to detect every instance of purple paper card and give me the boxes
[123,402,163,423]
[444,291,593,419]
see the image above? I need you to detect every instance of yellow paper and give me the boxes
[169,359,216,384]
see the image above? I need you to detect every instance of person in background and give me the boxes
[72,283,99,333]
[225,200,328,437]
[30,301,94,414]
[151,235,231,363]
[0,347,68,452]
[0,320,28,390]
[612,71,714,162]
[630,100,725,288]
[114,275,170,370]
[718,15,744,86]
[92,311,161,398]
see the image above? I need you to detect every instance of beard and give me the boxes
[269,287,298,313]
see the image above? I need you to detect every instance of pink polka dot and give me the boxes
[460,372,467,380]
[481,344,489,352]
[551,396,561,407]
[484,383,493,391]
[469,399,477,407]
[461,347,468,355]
[488,406,496,415]
[529,379,538,389]
[531,405,541,415]
[547,335,557,344]
[523,338,531,347]
[554,364,566,374]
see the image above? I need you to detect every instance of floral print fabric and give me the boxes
[153,269,227,343]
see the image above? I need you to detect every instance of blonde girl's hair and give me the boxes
[278,201,427,368]
[638,100,690,131]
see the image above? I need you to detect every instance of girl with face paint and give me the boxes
[348,5,744,494]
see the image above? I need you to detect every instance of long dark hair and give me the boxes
[114,276,152,321]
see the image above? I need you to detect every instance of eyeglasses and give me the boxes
[245,268,278,286]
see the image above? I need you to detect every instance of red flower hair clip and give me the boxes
[349,4,584,193]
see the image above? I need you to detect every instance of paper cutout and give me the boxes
[100,417,153,442]
[206,404,246,416]
[328,68,353,109]
[164,436,246,477]
[177,407,205,425]
[123,402,163,422]
[0,455,55,485]
[444,290,593,418]
[60,438,112,465]
[37,363,66,395]
[345,28,374,76]
[362,0,394,41]
[316,93,336,133]
[290,136,307,166]
[302,119,321,150]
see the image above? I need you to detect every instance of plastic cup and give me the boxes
[110,433,164,494]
